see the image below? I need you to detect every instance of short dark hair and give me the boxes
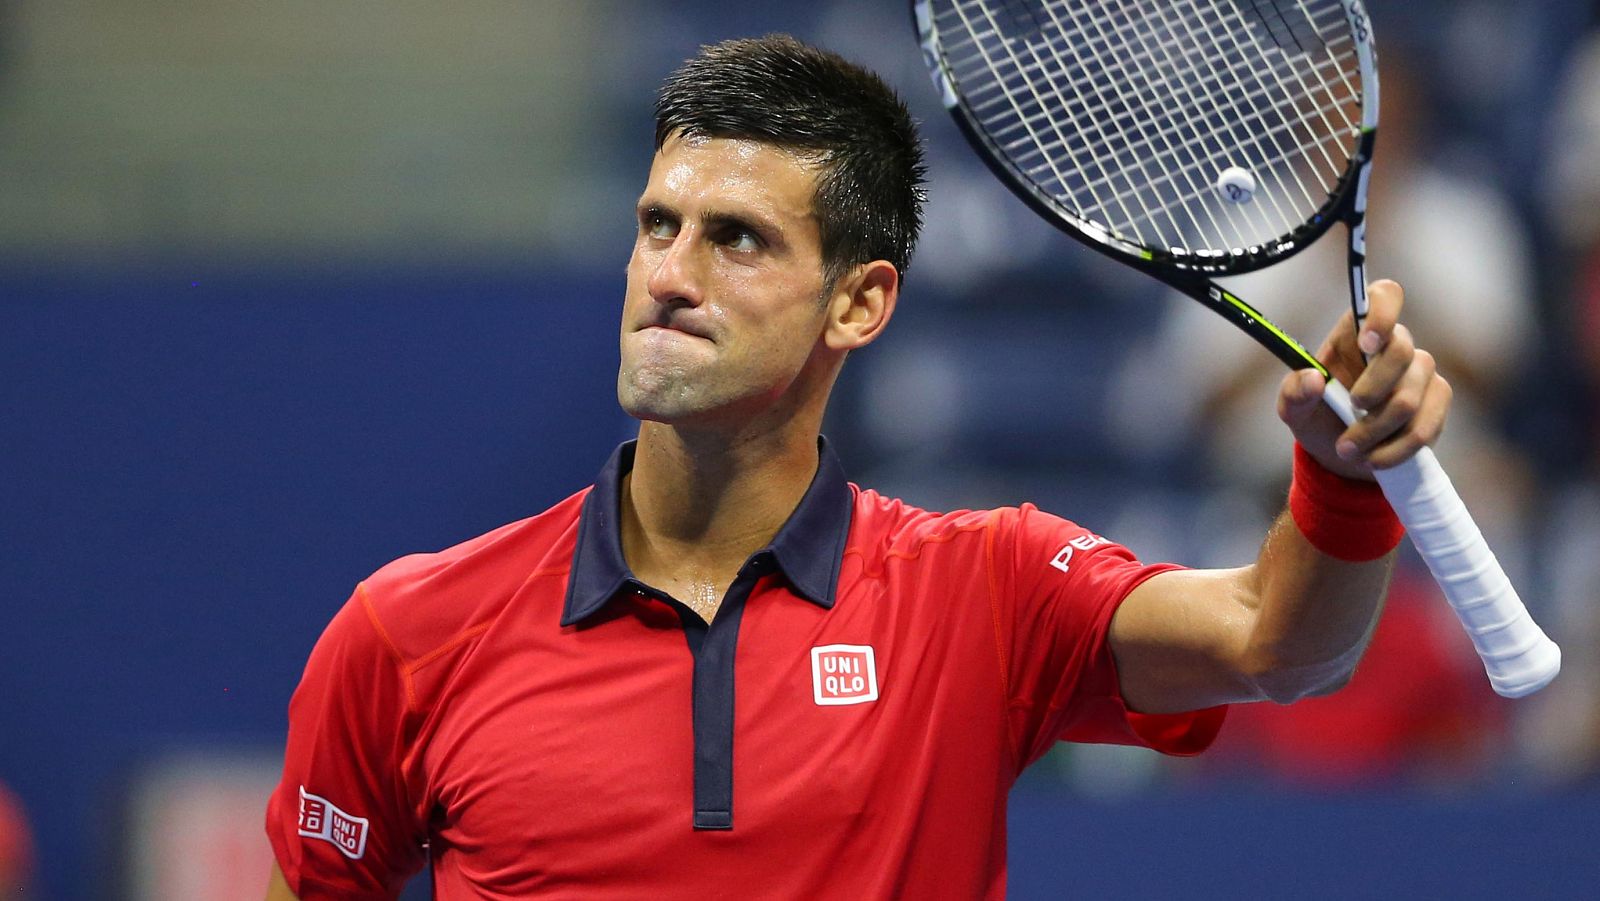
[654,34,927,288]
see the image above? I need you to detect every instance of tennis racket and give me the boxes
[912,0,1560,698]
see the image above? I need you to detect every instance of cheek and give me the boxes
[621,252,654,313]
[625,246,650,287]
[748,298,827,363]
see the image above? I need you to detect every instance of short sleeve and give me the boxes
[990,504,1225,768]
[265,585,427,900]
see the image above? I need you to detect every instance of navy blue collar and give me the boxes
[560,438,854,625]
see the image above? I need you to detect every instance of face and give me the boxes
[618,134,837,426]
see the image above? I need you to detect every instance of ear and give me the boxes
[822,260,899,352]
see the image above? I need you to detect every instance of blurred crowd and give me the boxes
[839,5,1600,792]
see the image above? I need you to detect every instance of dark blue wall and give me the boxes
[1007,786,1600,899]
[2,266,627,898]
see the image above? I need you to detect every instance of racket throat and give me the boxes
[1198,284,1329,376]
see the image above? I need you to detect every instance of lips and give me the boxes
[639,318,712,342]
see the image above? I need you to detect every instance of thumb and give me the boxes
[1276,368,1326,427]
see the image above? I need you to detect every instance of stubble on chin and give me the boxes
[617,361,706,422]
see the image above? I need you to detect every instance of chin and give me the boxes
[618,385,765,430]
[617,361,788,428]
[617,373,701,423]
[617,398,676,424]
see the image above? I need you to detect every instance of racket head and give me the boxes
[914,0,1379,278]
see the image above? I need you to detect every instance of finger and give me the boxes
[1348,322,1415,411]
[1366,374,1452,469]
[1337,352,1439,462]
[1356,279,1404,356]
[1316,309,1365,386]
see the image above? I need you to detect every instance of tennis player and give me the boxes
[265,35,1450,900]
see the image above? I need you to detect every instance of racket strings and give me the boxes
[958,0,1353,233]
[949,0,1161,243]
[963,39,1355,168]
[1080,95,1358,245]
[1195,0,1354,191]
[1081,94,1356,224]
[1054,2,1236,244]
[951,19,1337,247]
[930,0,1363,255]
[959,0,1357,248]
[1062,0,1313,240]
[1239,0,1328,54]
[949,0,1213,245]
[1013,1,1204,244]
[960,28,1357,178]
[1179,0,1335,208]
[974,53,1356,212]
[1074,14,1357,227]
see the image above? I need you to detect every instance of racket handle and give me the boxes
[1320,380,1560,698]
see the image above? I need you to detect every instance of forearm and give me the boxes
[1237,508,1396,703]
[1233,439,1406,700]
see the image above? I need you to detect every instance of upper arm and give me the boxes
[266,862,300,901]
[1108,567,1267,714]
[265,586,428,897]
[991,504,1225,762]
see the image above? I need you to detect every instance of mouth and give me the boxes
[638,321,713,342]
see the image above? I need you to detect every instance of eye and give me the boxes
[641,210,677,240]
[725,230,760,252]
[713,223,764,252]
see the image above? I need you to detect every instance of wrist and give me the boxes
[1288,442,1404,562]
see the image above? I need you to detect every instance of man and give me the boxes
[266,35,1448,900]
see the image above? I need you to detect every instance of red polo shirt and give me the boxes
[266,440,1224,899]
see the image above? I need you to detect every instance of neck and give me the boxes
[623,420,821,574]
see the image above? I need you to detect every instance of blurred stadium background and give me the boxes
[4,0,1600,897]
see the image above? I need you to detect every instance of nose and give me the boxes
[646,231,703,307]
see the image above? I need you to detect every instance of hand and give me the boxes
[1275,279,1453,481]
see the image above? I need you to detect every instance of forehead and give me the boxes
[643,135,820,223]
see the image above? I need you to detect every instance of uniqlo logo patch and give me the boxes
[811,644,878,706]
[298,786,369,860]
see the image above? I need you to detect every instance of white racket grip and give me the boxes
[1320,379,1560,698]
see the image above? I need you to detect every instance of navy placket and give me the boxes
[561,440,852,832]
[674,552,772,829]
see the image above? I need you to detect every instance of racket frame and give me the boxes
[913,0,1379,373]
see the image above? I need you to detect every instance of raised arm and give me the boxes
[1109,280,1451,713]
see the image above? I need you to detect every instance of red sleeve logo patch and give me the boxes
[297,786,369,860]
